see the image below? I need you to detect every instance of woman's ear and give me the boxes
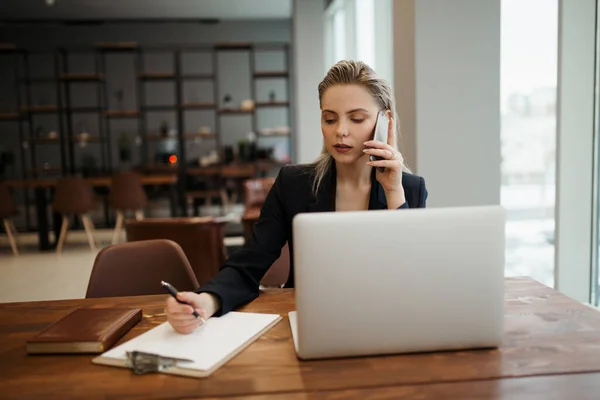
[385,109,393,119]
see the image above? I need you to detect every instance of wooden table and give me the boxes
[3,174,177,189]
[3,277,600,399]
[4,174,178,251]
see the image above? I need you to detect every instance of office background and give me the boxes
[0,0,598,306]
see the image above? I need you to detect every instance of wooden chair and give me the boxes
[52,176,96,253]
[109,171,147,244]
[86,239,198,298]
[0,183,19,255]
[242,178,289,288]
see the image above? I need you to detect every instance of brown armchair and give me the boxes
[242,177,289,288]
[125,217,227,286]
[243,177,275,209]
[86,239,198,298]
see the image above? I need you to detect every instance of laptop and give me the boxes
[289,205,505,360]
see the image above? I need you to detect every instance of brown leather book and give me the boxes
[26,308,142,354]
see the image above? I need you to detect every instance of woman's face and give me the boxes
[320,84,380,166]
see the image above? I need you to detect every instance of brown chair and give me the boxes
[52,176,96,253]
[86,239,199,298]
[0,183,19,255]
[261,242,290,288]
[220,163,257,206]
[109,171,148,244]
[241,180,289,288]
[125,217,227,286]
[243,177,276,209]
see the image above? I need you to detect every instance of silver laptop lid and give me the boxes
[292,206,505,359]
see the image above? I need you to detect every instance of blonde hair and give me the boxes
[312,60,406,195]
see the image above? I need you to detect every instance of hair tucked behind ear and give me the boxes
[312,60,408,196]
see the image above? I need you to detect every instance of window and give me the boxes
[500,0,558,287]
[355,0,375,68]
[324,0,391,79]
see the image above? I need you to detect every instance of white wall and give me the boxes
[373,0,393,86]
[293,0,326,164]
[394,0,501,208]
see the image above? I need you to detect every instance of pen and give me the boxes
[161,280,207,324]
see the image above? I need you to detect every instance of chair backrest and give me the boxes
[241,211,289,288]
[260,242,290,287]
[243,177,275,208]
[125,218,227,286]
[110,170,147,211]
[0,183,17,219]
[86,239,199,298]
[52,176,95,214]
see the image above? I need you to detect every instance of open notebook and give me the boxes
[93,311,282,378]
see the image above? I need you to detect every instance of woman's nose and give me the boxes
[336,121,349,137]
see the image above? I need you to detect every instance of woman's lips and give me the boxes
[333,144,352,153]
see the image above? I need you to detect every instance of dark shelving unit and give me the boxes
[3,41,293,220]
[58,48,108,175]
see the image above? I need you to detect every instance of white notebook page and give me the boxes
[101,312,281,372]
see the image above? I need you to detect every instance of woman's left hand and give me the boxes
[363,116,406,208]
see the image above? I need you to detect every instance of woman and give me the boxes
[166,60,428,334]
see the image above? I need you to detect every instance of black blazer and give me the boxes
[197,163,428,315]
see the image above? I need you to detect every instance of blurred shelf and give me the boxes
[60,73,104,82]
[256,159,285,170]
[143,132,216,141]
[104,109,140,118]
[255,101,290,108]
[183,132,216,139]
[257,132,291,137]
[139,72,175,80]
[145,134,178,141]
[26,167,62,175]
[27,137,61,144]
[0,113,22,121]
[254,43,288,51]
[218,109,254,115]
[181,73,215,80]
[0,43,18,53]
[253,71,289,79]
[72,135,103,143]
[143,105,177,112]
[70,107,102,113]
[95,42,138,51]
[19,77,55,84]
[187,167,220,176]
[214,43,252,51]
[180,102,216,110]
[139,164,179,173]
[25,135,104,143]
[187,160,283,176]
[21,105,61,113]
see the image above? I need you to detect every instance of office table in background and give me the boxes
[4,174,178,250]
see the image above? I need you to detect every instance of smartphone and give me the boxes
[369,111,389,172]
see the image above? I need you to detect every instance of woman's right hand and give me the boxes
[165,292,220,334]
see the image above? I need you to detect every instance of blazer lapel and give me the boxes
[308,163,388,212]
[369,170,388,210]
[308,163,336,213]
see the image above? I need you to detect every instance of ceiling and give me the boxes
[0,0,293,21]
